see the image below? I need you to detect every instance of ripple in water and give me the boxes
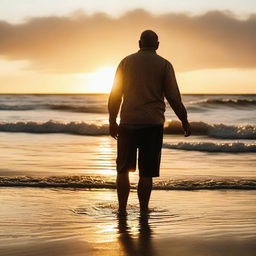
[71,202,200,225]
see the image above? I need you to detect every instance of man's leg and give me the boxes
[137,177,152,213]
[116,126,137,215]
[137,125,163,213]
[116,172,130,214]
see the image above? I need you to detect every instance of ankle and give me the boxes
[140,208,150,217]
[117,209,127,217]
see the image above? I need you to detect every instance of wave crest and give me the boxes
[0,176,255,190]
[164,120,256,139]
[0,120,255,139]
[163,142,256,153]
[0,120,109,135]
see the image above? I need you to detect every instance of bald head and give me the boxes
[139,30,159,49]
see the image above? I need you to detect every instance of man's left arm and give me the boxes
[163,62,191,137]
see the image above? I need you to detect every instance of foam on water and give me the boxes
[0,176,255,190]
[0,120,109,135]
[165,121,256,139]
[163,142,256,152]
[0,120,255,139]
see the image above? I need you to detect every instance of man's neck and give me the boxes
[139,47,157,53]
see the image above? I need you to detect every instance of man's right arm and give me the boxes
[163,61,191,137]
[108,61,123,139]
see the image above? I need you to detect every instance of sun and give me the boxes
[82,66,116,93]
[75,66,117,93]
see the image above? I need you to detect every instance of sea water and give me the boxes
[0,94,255,253]
[0,94,255,187]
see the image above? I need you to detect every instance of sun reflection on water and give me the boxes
[94,137,116,176]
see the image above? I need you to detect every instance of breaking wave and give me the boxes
[0,120,109,135]
[0,120,255,139]
[163,142,256,153]
[164,120,256,139]
[0,176,255,190]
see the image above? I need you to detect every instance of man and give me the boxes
[108,30,191,215]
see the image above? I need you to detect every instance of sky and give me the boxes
[0,0,255,94]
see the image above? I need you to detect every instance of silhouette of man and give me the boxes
[108,30,191,215]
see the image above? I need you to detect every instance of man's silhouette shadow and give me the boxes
[117,214,156,256]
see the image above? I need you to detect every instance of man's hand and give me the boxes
[182,121,191,137]
[109,122,119,139]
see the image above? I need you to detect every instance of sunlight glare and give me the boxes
[87,66,116,93]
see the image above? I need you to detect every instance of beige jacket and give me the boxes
[108,48,188,124]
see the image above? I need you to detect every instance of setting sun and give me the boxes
[82,66,116,93]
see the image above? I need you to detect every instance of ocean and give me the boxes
[0,93,255,255]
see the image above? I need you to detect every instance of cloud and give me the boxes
[0,9,255,73]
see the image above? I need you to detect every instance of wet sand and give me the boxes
[1,236,255,256]
[0,188,255,256]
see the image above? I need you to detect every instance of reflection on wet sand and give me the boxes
[117,214,156,256]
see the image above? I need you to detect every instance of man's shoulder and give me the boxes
[155,53,172,65]
[122,52,139,61]
[117,54,134,67]
[122,51,171,64]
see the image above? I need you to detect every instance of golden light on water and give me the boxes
[94,137,116,175]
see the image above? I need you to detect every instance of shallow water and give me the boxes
[0,188,255,246]
[0,94,255,187]
[0,133,255,189]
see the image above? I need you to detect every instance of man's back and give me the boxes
[108,46,187,126]
[119,48,168,124]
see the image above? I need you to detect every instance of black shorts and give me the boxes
[116,124,163,177]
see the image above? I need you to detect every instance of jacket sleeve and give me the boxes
[108,61,123,123]
[163,61,188,123]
